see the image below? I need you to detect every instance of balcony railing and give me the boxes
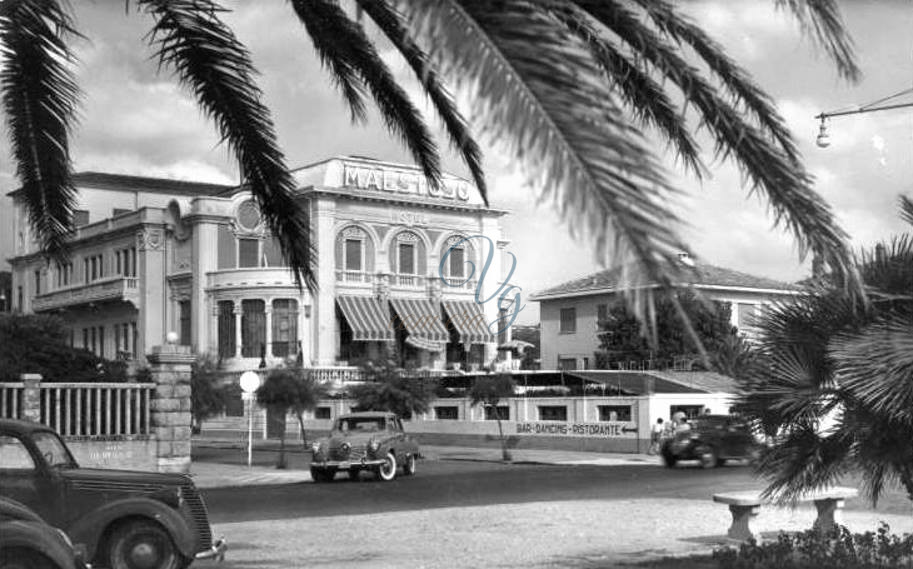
[335,270,374,284]
[32,277,139,312]
[395,274,421,287]
[441,277,478,291]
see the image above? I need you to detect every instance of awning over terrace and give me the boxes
[336,295,394,342]
[389,297,449,352]
[442,300,495,344]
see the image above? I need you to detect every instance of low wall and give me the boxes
[66,437,157,471]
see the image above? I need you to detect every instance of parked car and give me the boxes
[0,496,87,569]
[661,414,764,468]
[310,412,420,482]
[0,419,226,569]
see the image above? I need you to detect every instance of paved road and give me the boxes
[193,446,908,523]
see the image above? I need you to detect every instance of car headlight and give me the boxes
[311,441,322,454]
[367,439,379,453]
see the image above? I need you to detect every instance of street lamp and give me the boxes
[815,87,913,148]
[239,371,261,468]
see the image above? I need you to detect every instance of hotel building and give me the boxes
[8,156,509,372]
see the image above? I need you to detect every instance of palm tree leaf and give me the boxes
[900,195,913,227]
[628,0,800,162]
[354,0,488,204]
[774,0,861,82]
[290,0,442,188]
[574,0,861,295]
[397,0,692,298]
[0,0,82,262]
[832,316,913,427]
[756,426,852,503]
[139,0,316,290]
[547,3,703,177]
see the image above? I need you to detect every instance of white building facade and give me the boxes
[8,156,510,372]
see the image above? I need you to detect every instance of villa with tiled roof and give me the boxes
[530,254,800,371]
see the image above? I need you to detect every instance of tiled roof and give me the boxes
[532,260,798,299]
[72,172,234,196]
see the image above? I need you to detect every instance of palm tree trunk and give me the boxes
[494,406,511,462]
[297,412,308,450]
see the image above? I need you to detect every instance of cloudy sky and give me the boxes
[1,1,911,324]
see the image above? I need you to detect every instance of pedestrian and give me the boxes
[649,418,665,454]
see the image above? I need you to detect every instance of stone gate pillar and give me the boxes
[20,373,42,423]
[147,343,195,473]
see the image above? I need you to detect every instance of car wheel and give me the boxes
[0,548,54,569]
[375,452,397,482]
[402,453,416,476]
[661,447,677,468]
[310,467,335,483]
[348,468,361,481]
[108,519,183,569]
[698,447,718,469]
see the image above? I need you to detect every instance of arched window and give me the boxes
[442,235,471,281]
[335,226,375,283]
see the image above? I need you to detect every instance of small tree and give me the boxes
[255,366,327,469]
[190,355,233,434]
[469,374,517,462]
[349,359,437,419]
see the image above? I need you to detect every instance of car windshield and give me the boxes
[335,417,386,433]
[32,431,77,469]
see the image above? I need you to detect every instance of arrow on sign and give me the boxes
[622,426,638,434]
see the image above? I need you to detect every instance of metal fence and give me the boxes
[0,382,155,437]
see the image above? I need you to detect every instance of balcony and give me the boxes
[334,270,374,285]
[32,277,139,312]
[206,268,298,291]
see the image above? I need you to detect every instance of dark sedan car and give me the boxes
[0,496,87,569]
[661,414,764,468]
[0,419,225,569]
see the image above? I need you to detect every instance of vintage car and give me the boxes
[0,419,226,569]
[310,412,420,482]
[0,496,87,569]
[661,414,764,468]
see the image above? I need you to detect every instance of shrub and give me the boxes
[713,524,913,569]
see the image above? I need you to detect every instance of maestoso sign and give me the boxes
[343,164,471,202]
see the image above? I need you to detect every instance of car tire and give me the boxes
[0,548,54,569]
[375,452,397,482]
[108,519,183,569]
[348,468,361,481]
[661,447,677,468]
[402,453,416,476]
[311,467,335,483]
[698,447,718,469]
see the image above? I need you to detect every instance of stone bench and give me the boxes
[712,486,858,541]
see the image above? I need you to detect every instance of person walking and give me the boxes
[649,418,665,455]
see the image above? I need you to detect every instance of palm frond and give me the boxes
[575,0,861,296]
[139,0,316,290]
[900,195,913,227]
[628,0,800,162]
[290,0,442,188]
[832,316,913,427]
[756,427,852,503]
[775,0,861,82]
[397,0,692,302]
[0,0,82,262]
[355,0,487,204]
[548,3,703,177]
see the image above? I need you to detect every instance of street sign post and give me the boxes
[239,371,261,468]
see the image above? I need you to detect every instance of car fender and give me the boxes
[2,520,78,569]
[67,496,197,561]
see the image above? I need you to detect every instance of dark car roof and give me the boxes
[0,418,56,436]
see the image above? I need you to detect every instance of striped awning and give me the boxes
[442,300,496,344]
[337,295,394,342]
[389,297,449,346]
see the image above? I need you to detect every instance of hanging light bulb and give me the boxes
[816,118,831,148]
